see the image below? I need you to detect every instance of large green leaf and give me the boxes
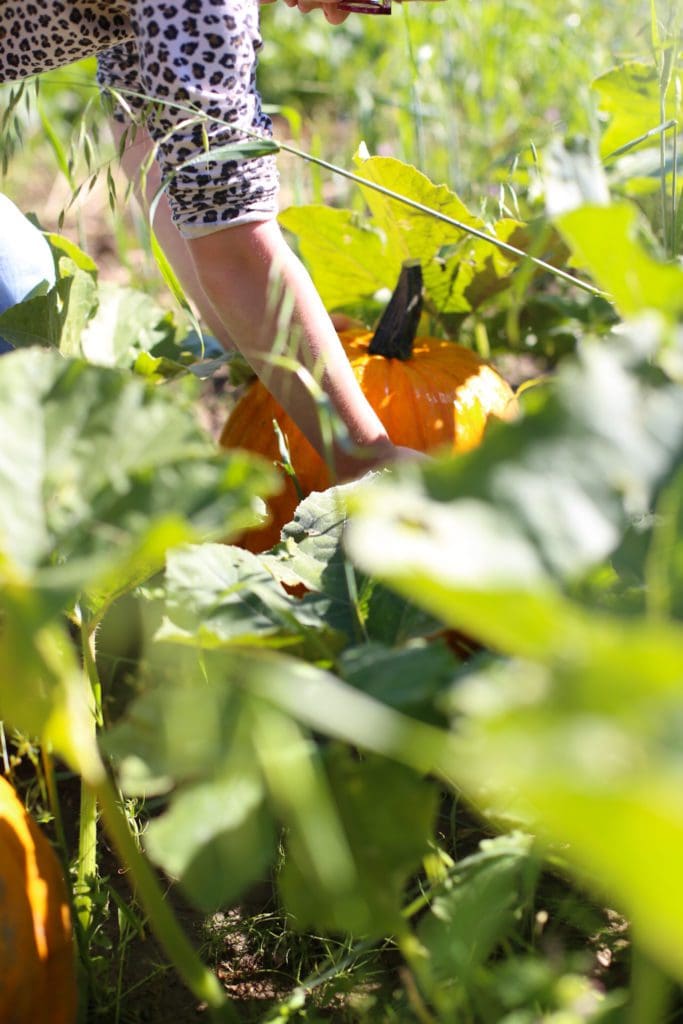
[0,234,98,353]
[278,205,389,310]
[418,833,538,999]
[353,153,524,316]
[445,611,683,983]
[157,542,344,658]
[103,648,248,796]
[278,745,438,936]
[144,774,276,912]
[593,61,682,159]
[0,349,277,615]
[338,640,456,719]
[0,352,276,589]
[280,155,527,318]
[104,646,444,922]
[556,203,683,321]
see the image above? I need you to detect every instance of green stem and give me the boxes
[41,746,69,877]
[75,770,98,933]
[41,747,94,1020]
[395,926,439,1024]
[74,614,102,932]
[81,616,103,728]
[628,944,671,1024]
[94,773,236,1022]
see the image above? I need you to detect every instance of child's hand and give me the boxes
[281,0,350,24]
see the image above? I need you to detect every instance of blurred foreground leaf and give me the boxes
[593,61,682,160]
[105,647,441,924]
[418,833,538,1006]
[343,320,683,981]
[556,203,683,321]
[0,349,276,616]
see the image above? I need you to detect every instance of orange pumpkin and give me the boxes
[221,262,516,553]
[0,776,78,1024]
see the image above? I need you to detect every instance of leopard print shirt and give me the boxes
[0,1,278,237]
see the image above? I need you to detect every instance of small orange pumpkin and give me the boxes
[220,262,516,553]
[0,775,78,1024]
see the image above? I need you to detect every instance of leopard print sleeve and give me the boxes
[1,1,279,237]
[125,0,279,236]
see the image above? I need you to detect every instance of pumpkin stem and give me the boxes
[368,259,423,361]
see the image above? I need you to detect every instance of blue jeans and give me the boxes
[0,194,56,352]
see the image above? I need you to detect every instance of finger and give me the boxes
[323,5,350,22]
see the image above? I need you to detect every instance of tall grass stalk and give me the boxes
[649,0,681,256]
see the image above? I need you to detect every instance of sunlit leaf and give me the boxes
[280,157,528,318]
[418,833,538,994]
[593,61,682,159]
[353,153,525,315]
[158,542,343,657]
[279,746,438,936]
[556,203,683,320]
[0,349,277,612]
[144,774,276,912]
[279,205,389,310]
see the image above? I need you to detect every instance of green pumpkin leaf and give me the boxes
[337,640,456,719]
[144,774,276,912]
[45,232,99,274]
[593,61,682,159]
[104,646,444,920]
[267,484,441,644]
[447,613,683,984]
[555,203,683,320]
[0,285,62,348]
[0,349,277,616]
[279,205,389,310]
[0,237,98,353]
[280,155,527,318]
[418,833,538,989]
[279,746,438,936]
[103,647,252,795]
[158,542,344,658]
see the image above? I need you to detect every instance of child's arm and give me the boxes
[110,123,409,479]
[187,220,398,479]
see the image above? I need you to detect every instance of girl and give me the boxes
[0,1,413,477]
